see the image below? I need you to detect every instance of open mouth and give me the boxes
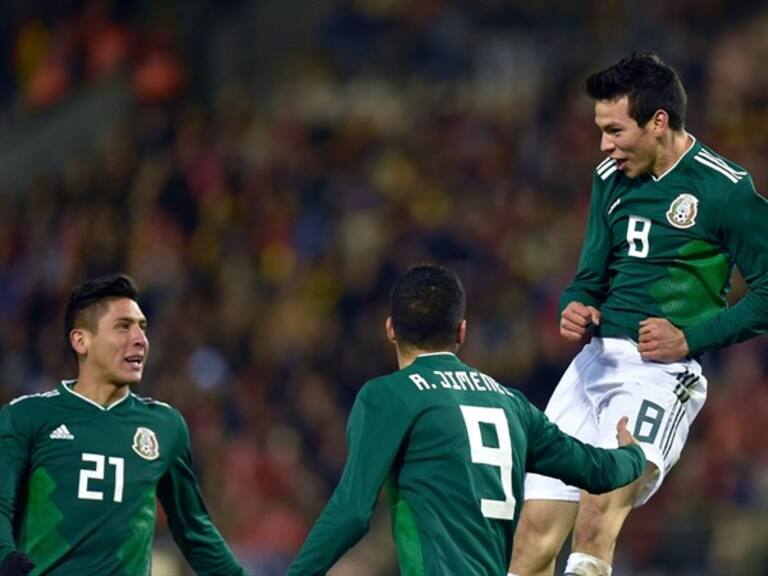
[125,356,144,368]
[615,158,627,171]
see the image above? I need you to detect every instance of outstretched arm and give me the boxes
[0,406,32,573]
[526,405,646,493]
[287,383,411,576]
[157,412,246,576]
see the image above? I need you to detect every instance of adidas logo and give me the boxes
[49,425,75,440]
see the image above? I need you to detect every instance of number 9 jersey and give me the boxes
[287,353,645,576]
[0,382,245,576]
[564,137,768,355]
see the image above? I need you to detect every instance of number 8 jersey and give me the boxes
[564,137,768,355]
[287,353,645,576]
[0,382,245,576]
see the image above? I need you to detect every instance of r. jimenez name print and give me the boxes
[408,370,514,397]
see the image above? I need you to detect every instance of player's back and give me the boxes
[372,352,532,576]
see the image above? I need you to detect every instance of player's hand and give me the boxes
[615,416,637,447]
[0,551,35,576]
[560,302,601,342]
[638,317,689,362]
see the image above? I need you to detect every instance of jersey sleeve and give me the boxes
[559,174,612,316]
[0,404,31,566]
[287,381,412,576]
[156,411,245,576]
[524,401,645,492]
[684,178,768,354]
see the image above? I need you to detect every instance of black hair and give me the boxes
[585,52,687,130]
[390,264,465,351]
[64,273,140,359]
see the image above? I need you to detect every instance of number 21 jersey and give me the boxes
[0,382,244,576]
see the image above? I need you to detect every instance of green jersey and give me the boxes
[0,381,245,576]
[287,353,645,576]
[563,137,768,355]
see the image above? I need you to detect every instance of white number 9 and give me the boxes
[460,405,516,520]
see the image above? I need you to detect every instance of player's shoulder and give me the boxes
[591,157,636,200]
[2,386,64,431]
[130,392,183,422]
[131,392,186,436]
[5,387,63,411]
[594,156,620,182]
[688,142,751,187]
[359,371,402,396]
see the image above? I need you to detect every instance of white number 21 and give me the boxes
[78,453,125,503]
[460,405,516,520]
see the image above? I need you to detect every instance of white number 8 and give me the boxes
[627,215,651,258]
[460,405,516,520]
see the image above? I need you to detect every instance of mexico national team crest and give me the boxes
[132,427,160,460]
[666,193,699,229]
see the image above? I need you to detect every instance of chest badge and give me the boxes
[666,194,699,229]
[132,427,160,460]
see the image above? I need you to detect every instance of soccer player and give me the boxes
[0,274,246,576]
[287,264,647,576]
[509,53,768,576]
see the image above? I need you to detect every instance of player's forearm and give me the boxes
[576,444,646,493]
[287,499,370,576]
[161,490,245,574]
[0,495,16,557]
[684,283,768,355]
[532,433,645,493]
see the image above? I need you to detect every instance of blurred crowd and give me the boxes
[2,1,768,574]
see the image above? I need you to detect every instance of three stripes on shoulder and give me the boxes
[693,149,746,183]
[596,150,746,183]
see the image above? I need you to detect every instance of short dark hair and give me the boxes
[585,52,687,130]
[65,273,140,358]
[390,264,465,351]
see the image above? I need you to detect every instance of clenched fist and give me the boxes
[560,301,601,343]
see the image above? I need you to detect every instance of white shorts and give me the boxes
[525,337,707,507]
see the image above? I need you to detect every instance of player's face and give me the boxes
[85,298,149,386]
[594,96,657,179]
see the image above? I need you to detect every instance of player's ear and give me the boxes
[69,328,88,356]
[385,317,397,344]
[456,320,467,347]
[651,109,668,134]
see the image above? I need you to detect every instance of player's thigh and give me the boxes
[593,369,705,506]
[525,346,603,503]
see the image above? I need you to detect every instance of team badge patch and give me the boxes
[132,427,160,460]
[666,194,699,229]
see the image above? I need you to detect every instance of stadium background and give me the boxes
[1,0,768,574]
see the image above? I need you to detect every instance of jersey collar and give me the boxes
[60,380,132,411]
[416,351,458,359]
[651,133,698,182]
[412,351,462,367]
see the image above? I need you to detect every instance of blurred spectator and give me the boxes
[1,1,768,574]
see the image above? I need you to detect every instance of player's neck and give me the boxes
[396,346,457,369]
[73,372,131,407]
[652,130,692,178]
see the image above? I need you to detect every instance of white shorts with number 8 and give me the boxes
[525,337,707,506]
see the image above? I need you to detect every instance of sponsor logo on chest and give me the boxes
[132,427,160,460]
[666,193,699,229]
